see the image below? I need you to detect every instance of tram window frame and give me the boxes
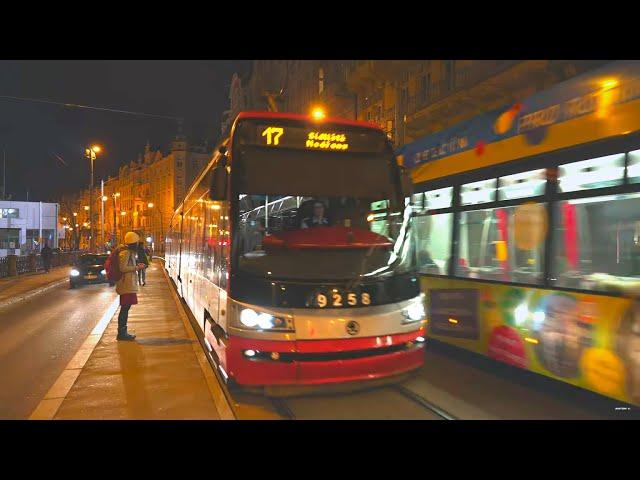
[413,138,640,295]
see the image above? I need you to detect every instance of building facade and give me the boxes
[223,60,610,149]
[61,133,211,253]
[0,201,59,257]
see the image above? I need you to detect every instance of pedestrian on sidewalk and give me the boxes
[41,241,53,273]
[136,241,150,286]
[116,231,147,341]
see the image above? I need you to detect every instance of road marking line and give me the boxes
[28,295,120,420]
[161,264,236,420]
[0,278,68,310]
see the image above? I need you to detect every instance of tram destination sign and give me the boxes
[236,121,389,154]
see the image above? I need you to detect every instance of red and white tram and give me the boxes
[165,111,426,392]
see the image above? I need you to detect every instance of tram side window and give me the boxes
[190,203,205,276]
[413,213,452,275]
[457,204,546,285]
[204,204,221,285]
[552,193,640,292]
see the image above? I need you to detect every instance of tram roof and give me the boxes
[234,111,383,131]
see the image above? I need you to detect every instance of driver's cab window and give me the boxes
[237,194,395,257]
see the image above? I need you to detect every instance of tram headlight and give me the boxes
[402,295,426,324]
[70,269,80,277]
[238,308,294,331]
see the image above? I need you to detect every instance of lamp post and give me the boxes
[120,210,127,243]
[147,202,164,255]
[72,212,78,249]
[85,145,101,252]
[83,205,89,250]
[111,192,120,246]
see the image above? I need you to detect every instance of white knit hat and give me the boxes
[124,231,140,245]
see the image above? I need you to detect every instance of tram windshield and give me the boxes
[231,120,414,282]
[236,193,414,281]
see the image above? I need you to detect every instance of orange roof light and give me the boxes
[601,79,618,91]
[311,106,326,121]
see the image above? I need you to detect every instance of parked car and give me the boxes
[69,253,109,288]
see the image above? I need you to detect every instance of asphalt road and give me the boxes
[0,279,117,419]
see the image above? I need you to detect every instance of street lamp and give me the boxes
[85,144,102,252]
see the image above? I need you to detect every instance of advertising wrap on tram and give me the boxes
[422,277,640,405]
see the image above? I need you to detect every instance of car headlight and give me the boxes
[237,308,294,331]
[101,269,106,275]
[402,295,426,323]
[70,269,80,277]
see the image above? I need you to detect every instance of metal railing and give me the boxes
[0,251,82,279]
[407,61,521,116]
[16,256,30,275]
[0,256,7,278]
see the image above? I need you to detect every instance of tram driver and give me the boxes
[301,200,330,229]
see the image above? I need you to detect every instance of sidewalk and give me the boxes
[30,262,233,420]
[0,267,70,309]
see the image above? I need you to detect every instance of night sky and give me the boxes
[0,60,250,201]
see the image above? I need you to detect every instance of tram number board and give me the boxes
[251,124,387,154]
[311,288,372,308]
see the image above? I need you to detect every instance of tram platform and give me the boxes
[29,261,234,420]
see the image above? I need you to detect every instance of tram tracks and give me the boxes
[268,383,457,420]
[390,384,456,420]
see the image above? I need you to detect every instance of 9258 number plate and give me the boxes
[312,289,371,308]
